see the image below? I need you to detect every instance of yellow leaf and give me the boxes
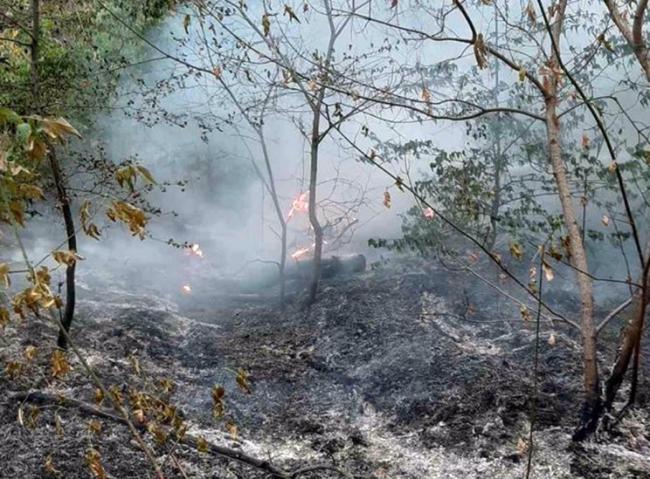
[17,184,44,200]
[525,2,536,23]
[236,368,252,393]
[45,455,60,474]
[133,409,145,423]
[225,419,237,439]
[86,449,106,479]
[158,377,174,393]
[309,79,316,91]
[213,65,222,79]
[548,332,556,346]
[608,160,618,172]
[136,165,156,184]
[509,242,523,260]
[51,350,71,379]
[518,67,526,82]
[262,12,270,36]
[0,306,10,327]
[23,345,36,362]
[542,260,554,281]
[517,437,528,455]
[41,117,82,142]
[519,305,531,324]
[88,419,102,435]
[197,435,209,453]
[9,201,24,226]
[581,133,589,149]
[283,4,300,22]
[183,13,190,34]
[52,250,84,267]
[26,136,47,160]
[54,413,64,436]
[601,215,610,226]
[85,223,101,240]
[0,263,10,287]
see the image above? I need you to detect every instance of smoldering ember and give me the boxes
[3,2,650,479]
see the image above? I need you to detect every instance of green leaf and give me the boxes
[16,123,32,144]
[0,108,21,125]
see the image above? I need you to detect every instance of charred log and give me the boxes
[285,254,367,282]
[236,254,367,294]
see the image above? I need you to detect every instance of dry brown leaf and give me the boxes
[383,191,391,209]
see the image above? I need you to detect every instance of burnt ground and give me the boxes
[1,256,650,478]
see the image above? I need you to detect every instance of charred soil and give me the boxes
[1,257,649,478]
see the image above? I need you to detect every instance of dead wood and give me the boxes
[10,391,361,479]
[11,391,290,478]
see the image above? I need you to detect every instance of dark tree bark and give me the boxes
[29,0,77,349]
[49,146,77,350]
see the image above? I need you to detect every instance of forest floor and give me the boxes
[1,255,650,478]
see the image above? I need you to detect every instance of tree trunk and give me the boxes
[601,0,650,417]
[49,146,77,350]
[545,93,600,440]
[604,240,650,411]
[539,0,601,439]
[307,130,323,304]
[259,132,287,306]
[30,0,77,349]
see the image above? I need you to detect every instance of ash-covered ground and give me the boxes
[1,255,650,478]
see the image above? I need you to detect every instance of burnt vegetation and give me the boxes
[2,1,650,478]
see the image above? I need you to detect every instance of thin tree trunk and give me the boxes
[604,239,650,410]
[49,146,77,350]
[545,95,600,440]
[29,0,77,349]
[307,128,323,304]
[259,131,287,305]
[600,0,650,416]
[538,0,601,440]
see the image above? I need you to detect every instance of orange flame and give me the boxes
[291,247,311,260]
[287,192,309,220]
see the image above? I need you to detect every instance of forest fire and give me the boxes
[291,247,311,260]
[287,192,308,220]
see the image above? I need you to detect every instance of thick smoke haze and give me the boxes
[7,1,647,307]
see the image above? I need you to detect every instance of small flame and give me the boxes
[291,247,311,259]
[181,284,192,294]
[287,192,309,220]
[185,243,203,257]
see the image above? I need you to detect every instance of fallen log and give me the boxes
[284,253,367,282]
